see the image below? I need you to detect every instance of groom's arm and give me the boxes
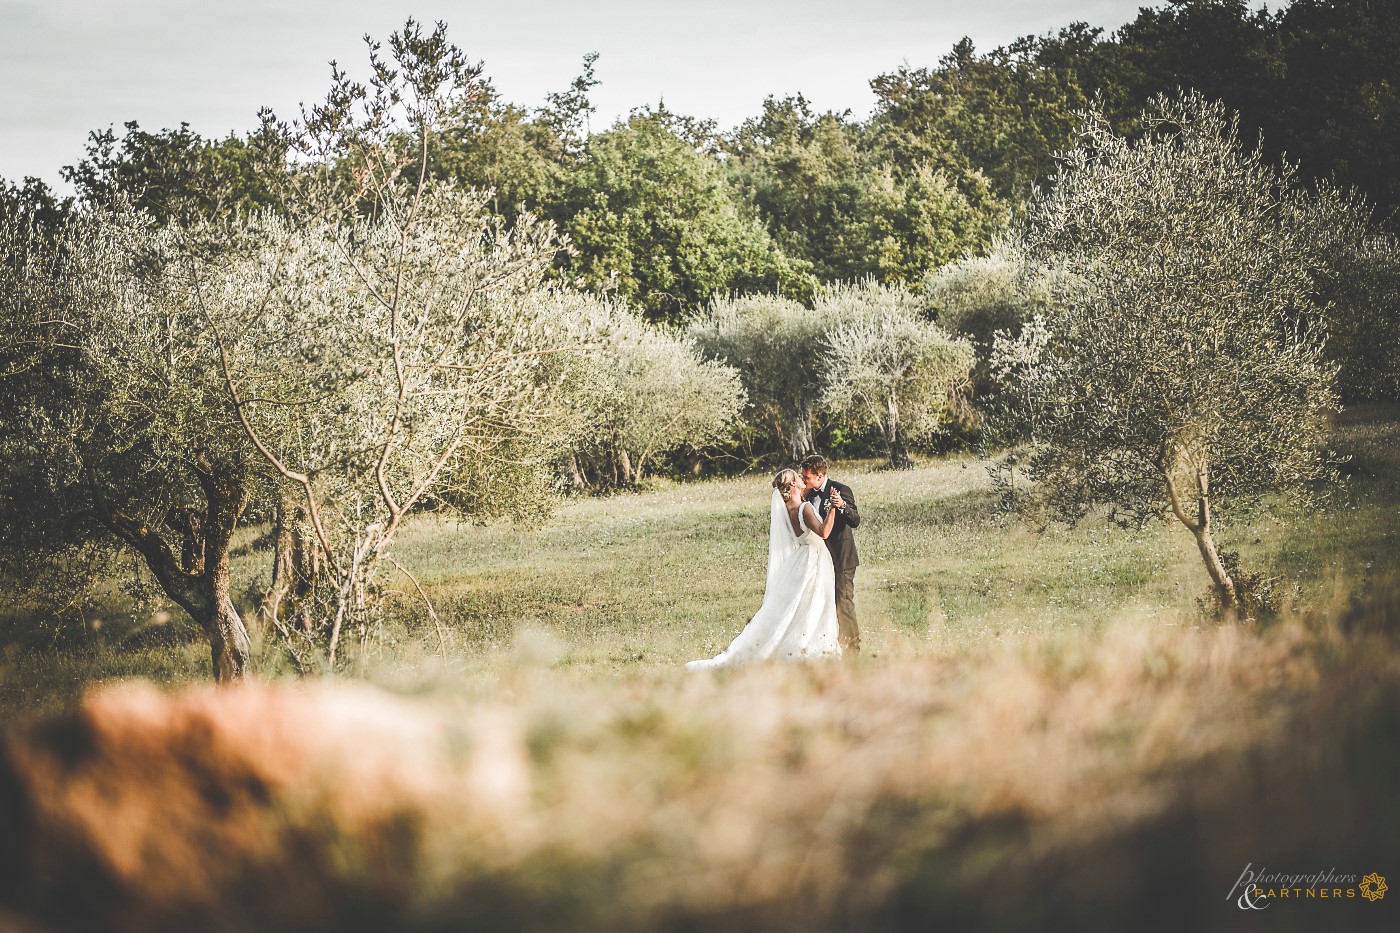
[836,482,860,528]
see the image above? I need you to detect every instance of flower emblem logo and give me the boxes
[1359,872,1387,902]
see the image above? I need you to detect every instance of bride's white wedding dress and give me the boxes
[685,490,842,670]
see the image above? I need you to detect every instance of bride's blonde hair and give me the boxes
[772,468,799,497]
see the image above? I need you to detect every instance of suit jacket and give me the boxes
[805,478,860,570]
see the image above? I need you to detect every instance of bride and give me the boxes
[685,469,842,670]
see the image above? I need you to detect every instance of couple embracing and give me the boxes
[686,456,860,671]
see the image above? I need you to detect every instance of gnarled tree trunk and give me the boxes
[885,393,913,469]
[616,447,635,488]
[260,492,323,634]
[1164,453,1237,612]
[790,405,815,461]
[89,454,253,682]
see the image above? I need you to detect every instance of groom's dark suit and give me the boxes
[806,477,861,653]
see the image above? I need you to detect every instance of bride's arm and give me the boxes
[802,502,838,539]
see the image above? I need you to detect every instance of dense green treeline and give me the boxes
[2,0,1397,482]
[6,1,1395,316]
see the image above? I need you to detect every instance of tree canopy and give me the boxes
[556,109,813,321]
[1000,92,1361,611]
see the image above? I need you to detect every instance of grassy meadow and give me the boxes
[0,408,1398,931]
[8,408,1397,708]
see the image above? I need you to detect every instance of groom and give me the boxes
[800,454,861,654]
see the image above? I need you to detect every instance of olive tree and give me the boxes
[688,293,829,460]
[0,22,580,679]
[194,23,582,666]
[0,205,263,681]
[197,191,564,663]
[819,282,974,469]
[922,243,1057,351]
[1297,182,1400,403]
[1000,92,1349,611]
[558,294,745,489]
[609,318,745,486]
[922,241,1061,399]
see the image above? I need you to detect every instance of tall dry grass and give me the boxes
[2,584,1396,932]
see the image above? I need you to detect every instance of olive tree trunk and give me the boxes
[568,455,587,494]
[1164,458,1238,611]
[616,447,635,488]
[790,404,816,461]
[89,455,253,682]
[1191,521,1237,611]
[259,492,323,634]
[885,393,913,469]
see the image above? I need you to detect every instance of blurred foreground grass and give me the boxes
[0,407,1397,931]
[1,595,1397,931]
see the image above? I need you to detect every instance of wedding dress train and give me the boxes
[685,489,841,670]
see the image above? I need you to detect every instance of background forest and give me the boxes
[8,0,1399,422]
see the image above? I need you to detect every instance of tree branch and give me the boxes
[385,555,448,656]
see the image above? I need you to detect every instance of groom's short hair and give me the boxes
[800,454,828,475]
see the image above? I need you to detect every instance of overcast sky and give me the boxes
[1,1,1262,189]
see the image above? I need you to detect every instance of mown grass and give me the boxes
[373,404,1397,679]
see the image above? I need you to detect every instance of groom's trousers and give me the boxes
[835,568,859,653]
